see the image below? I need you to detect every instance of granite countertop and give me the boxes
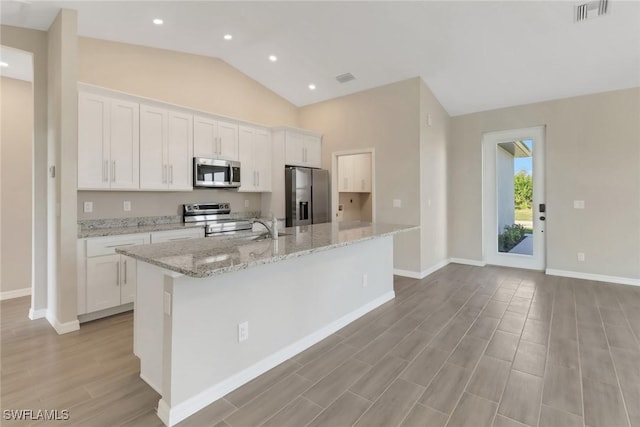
[79,221,206,238]
[116,221,418,278]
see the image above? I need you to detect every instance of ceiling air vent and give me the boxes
[575,0,608,22]
[336,73,356,84]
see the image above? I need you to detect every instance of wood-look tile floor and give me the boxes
[2,264,639,427]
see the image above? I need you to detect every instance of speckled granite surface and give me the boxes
[117,221,417,278]
[78,212,260,238]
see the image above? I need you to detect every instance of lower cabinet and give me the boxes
[78,228,204,320]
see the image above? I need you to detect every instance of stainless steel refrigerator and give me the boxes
[285,167,330,227]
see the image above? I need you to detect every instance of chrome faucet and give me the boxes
[252,215,279,239]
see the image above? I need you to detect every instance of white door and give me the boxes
[217,120,239,161]
[483,126,545,270]
[120,257,136,305]
[193,115,218,158]
[167,111,193,190]
[78,93,110,189]
[86,254,121,312]
[140,105,168,189]
[238,125,256,192]
[254,128,272,192]
[109,100,139,189]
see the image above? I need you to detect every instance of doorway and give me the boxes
[482,126,545,270]
[331,149,375,223]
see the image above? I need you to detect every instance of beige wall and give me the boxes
[338,193,372,222]
[1,77,33,293]
[48,9,79,326]
[1,26,48,312]
[450,88,640,279]
[76,37,300,218]
[419,80,449,272]
[300,78,422,271]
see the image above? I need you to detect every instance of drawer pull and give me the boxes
[105,243,136,248]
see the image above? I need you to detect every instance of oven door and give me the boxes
[194,158,239,188]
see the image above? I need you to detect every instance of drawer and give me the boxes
[150,228,204,243]
[86,234,150,257]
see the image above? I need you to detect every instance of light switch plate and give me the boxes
[83,201,93,213]
[123,201,131,212]
[573,200,585,209]
[393,199,402,208]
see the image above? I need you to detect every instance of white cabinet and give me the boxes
[150,228,204,243]
[140,105,193,191]
[338,153,372,193]
[82,233,149,315]
[78,92,140,190]
[284,130,322,168]
[193,116,239,161]
[239,125,272,192]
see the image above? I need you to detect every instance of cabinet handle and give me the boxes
[104,160,109,182]
[170,165,174,184]
[112,161,116,183]
[257,171,260,187]
[116,262,120,286]
[162,165,167,184]
[123,259,127,285]
[105,243,136,248]
[168,237,192,241]
[217,136,222,155]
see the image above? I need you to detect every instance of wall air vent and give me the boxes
[335,73,356,84]
[575,0,608,22]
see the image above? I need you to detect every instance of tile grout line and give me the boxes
[443,273,522,427]
[570,280,587,427]
[534,276,557,427]
[595,289,633,427]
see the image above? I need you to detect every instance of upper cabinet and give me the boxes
[78,92,140,190]
[338,153,372,193]
[193,116,239,161]
[139,104,193,191]
[283,129,322,168]
[238,125,272,192]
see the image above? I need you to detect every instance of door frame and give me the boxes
[482,126,546,270]
[331,148,376,223]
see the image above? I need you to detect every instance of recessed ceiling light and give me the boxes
[223,34,233,40]
[308,84,316,90]
[153,18,164,25]
[0,61,8,67]
[268,55,278,62]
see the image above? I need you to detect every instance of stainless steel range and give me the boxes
[183,203,252,237]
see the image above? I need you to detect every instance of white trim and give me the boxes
[394,258,451,279]
[78,303,133,323]
[28,308,47,320]
[450,258,487,267]
[0,287,31,300]
[546,269,640,287]
[46,311,80,335]
[157,290,395,427]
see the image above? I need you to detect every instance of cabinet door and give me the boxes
[284,131,305,166]
[338,155,353,192]
[358,153,372,192]
[167,111,193,190]
[217,120,239,161]
[193,115,218,158]
[238,126,256,192]
[120,257,136,305]
[150,228,204,243]
[303,135,322,168]
[110,100,140,189]
[254,128,272,192]
[78,93,109,189]
[86,254,121,312]
[140,105,168,189]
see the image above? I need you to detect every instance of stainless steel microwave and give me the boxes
[193,158,241,188]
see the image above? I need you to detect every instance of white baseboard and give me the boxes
[158,291,396,427]
[0,287,31,300]
[29,307,47,320]
[394,259,451,279]
[46,311,80,335]
[450,258,487,267]
[546,269,640,287]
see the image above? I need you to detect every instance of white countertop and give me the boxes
[116,221,417,278]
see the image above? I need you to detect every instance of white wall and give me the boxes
[449,88,640,280]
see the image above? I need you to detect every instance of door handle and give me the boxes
[104,160,109,182]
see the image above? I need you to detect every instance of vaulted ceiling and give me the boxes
[2,1,639,115]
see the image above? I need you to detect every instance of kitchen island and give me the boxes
[117,221,416,426]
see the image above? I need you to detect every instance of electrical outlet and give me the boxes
[427,113,432,126]
[163,292,172,315]
[362,273,368,288]
[577,252,585,262]
[83,201,93,213]
[393,199,402,208]
[573,200,585,209]
[238,321,249,342]
[244,199,250,208]
[123,201,131,212]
